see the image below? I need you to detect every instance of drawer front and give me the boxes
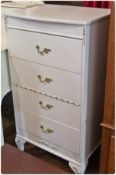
[8,28,83,73]
[10,58,82,104]
[16,109,80,154]
[13,86,81,129]
[8,17,84,39]
[18,129,81,162]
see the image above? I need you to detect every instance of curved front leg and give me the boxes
[69,160,88,174]
[15,136,26,151]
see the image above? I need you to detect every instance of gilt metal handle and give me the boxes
[40,125,54,134]
[37,75,53,83]
[36,45,51,55]
[39,101,53,110]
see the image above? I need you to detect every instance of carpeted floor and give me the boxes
[2,92,100,174]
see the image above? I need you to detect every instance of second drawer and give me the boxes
[13,86,81,130]
[10,58,82,104]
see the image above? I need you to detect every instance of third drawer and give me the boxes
[13,86,81,130]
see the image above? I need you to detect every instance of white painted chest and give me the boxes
[6,5,110,173]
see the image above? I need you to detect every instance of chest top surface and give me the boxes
[6,4,110,25]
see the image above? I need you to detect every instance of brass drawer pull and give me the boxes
[38,75,53,83]
[40,125,54,134]
[36,45,51,55]
[39,101,53,110]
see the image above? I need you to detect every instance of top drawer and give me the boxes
[8,29,83,73]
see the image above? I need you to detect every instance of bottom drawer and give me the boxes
[15,109,80,154]
[17,129,81,163]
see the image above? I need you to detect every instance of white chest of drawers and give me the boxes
[6,5,110,173]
